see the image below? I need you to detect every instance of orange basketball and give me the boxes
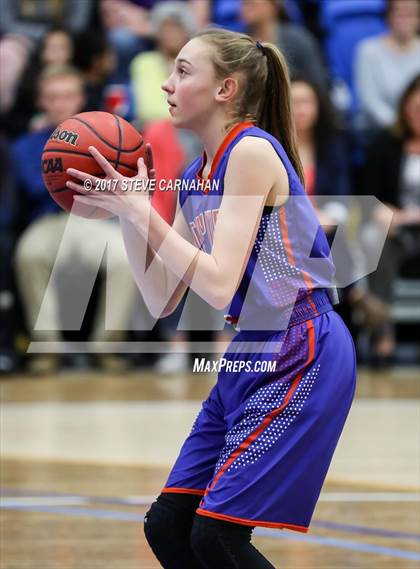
[41,111,145,219]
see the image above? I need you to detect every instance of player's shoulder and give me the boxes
[227,134,283,180]
[229,134,275,163]
[225,132,286,193]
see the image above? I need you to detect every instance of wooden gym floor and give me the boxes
[1,366,419,568]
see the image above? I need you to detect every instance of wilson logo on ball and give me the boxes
[49,127,79,146]
[42,111,145,218]
[42,157,64,174]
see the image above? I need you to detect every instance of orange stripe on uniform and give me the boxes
[204,320,316,497]
[279,208,319,316]
[279,208,296,266]
[195,508,309,533]
[161,487,205,496]
[196,121,255,192]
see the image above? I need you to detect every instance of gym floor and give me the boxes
[1,367,419,568]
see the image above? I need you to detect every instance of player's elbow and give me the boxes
[141,296,164,320]
[207,286,234,311]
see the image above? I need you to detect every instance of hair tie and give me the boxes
[255,41,266,56]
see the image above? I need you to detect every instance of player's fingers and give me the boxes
[88,146,119,178]
[145,143,155,179]
[66,168,100,186]
[66,180,102,194]
[137,156,148,178]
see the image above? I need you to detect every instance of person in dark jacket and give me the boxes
[291,76,390,339]
[241,0,329,92]
[0,135,20,374]
[362,74,420,363]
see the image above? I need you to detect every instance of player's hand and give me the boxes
[66,144,154,221]
[144,142,156,193]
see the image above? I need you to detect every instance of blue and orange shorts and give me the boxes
[162,310,356,533]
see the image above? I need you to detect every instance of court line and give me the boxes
[1,503,419,562]
[2,488,420,542]
[254,528,420,561]
[4,487,420,502]
[3,486,420,504]
[1,504,145,522]
[311,520,420,541]
[317,492,420,502]
[1,497,89,507]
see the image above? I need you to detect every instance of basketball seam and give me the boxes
[71,116,143,153]
[114,115,122,170]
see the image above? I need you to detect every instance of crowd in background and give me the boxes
[0,0,419,376]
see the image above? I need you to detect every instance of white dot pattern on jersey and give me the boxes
[214,363,321,474]
[214,323,305,473]
[254,212,306,307]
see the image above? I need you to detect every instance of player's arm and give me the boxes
[119,197,193,318]
[69,137,288,313]
[133,137,288,309]
[67,143,192,319]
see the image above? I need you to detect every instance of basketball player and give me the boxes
[67,29,357,569]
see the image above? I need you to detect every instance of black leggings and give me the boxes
[143,493,276,569]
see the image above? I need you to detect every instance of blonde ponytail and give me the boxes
[194,29,305,185]
[257,43,305,185]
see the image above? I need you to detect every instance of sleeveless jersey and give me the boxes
[179,122,335,331]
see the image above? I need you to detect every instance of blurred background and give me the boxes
[0,0,419,376]
[0,2,419,568]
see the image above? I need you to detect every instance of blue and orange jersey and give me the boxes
[179,122,335,331]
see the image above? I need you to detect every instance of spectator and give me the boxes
[3,27,76,137]
[211,0,245,31]
[291,76,389,336]
[0,135,20,374]
[101,0,154,83]
[73,31,117,111]
[241,0,329,92]
[0,34,32,114]
[362,75,420,365]
[0,0,93,116]
[101,0,208,82]
[0,0,93,44]
[12,65,136,374]
[291,76,350,204]
[130,1,198,127]
[355,0,420,130]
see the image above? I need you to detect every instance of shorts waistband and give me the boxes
[225,289,333,335]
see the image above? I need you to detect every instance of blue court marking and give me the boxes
[311,520,420,541]
[2,487,420,544]
[0,487,142,508]
[1,503,419,562]
[1,504,145,522]
[254,528,420,562]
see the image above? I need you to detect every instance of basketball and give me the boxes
[41,111,145,219]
